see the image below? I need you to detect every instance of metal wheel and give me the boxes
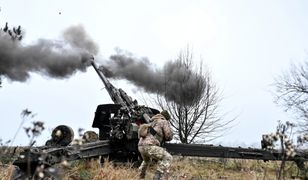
[46,125,74,146]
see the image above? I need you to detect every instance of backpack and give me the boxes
[138,124,151,138]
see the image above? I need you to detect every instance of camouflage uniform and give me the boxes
[138,114,173,179]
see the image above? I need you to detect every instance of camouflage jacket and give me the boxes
[138,114,173,146]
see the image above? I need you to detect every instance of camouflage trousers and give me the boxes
[138,145,173,173]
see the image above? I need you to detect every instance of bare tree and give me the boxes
[155,48,233,144]
[273,61,308,133]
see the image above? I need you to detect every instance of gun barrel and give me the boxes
[90,60,110,91]
[90,60,128,107]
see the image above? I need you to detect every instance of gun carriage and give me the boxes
[8,58,308,175]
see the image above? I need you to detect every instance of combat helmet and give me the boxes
[160,110,170,120]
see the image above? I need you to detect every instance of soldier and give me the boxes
[138,110,173,180]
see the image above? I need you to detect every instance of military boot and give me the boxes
[139,166,147,179]
[153,170,163,180]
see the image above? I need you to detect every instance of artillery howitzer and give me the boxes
[8,58,308,176]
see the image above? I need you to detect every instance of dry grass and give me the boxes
[60,159,140,180]
[167,157,299,180]
[0,156,304,180]
[0,163,15,180]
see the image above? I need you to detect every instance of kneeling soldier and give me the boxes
[138,110,173,180]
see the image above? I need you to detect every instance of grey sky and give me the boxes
[1,0,308,147]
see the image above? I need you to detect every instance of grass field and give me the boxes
[0,156,305,180]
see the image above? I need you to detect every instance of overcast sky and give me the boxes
[1,0,308,147]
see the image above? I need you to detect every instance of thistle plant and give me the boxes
[261,120,296,158]
[261,120,308,179]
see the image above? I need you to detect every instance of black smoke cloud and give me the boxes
[101,51,205,105]
[0,24,98,82]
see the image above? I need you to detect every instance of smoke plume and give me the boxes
[0,24,98,82]
[101,51,206,105]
